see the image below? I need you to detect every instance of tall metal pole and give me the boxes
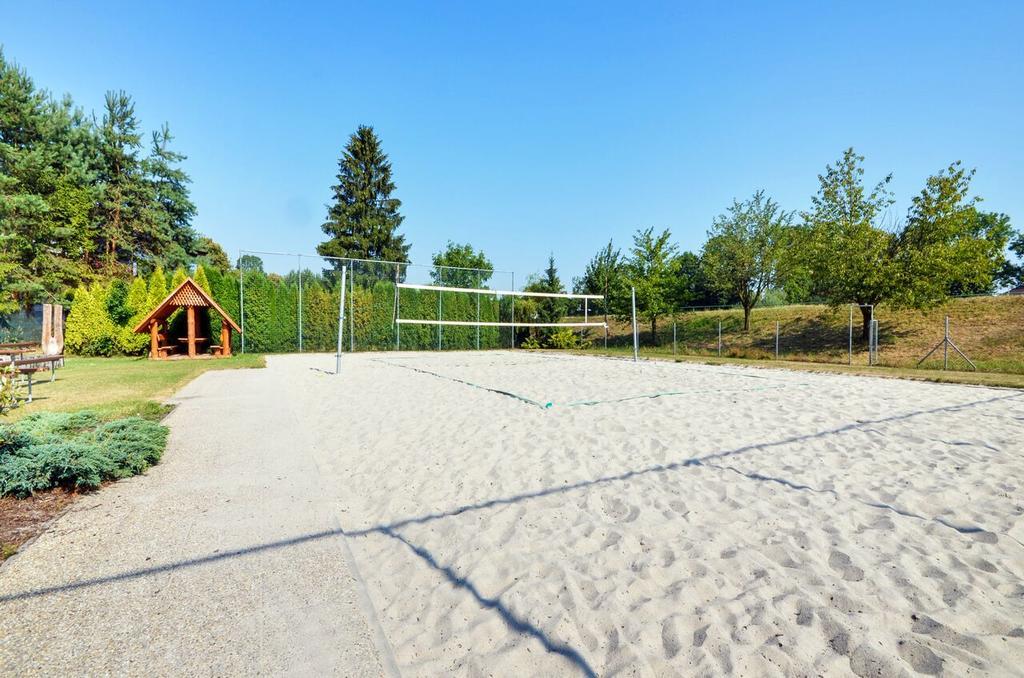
[335,266,347,374]
[394,264,401,351]
[476,270,481,351]
[349,263,354,352]
[297,254,303,353]
[239,251,245,354]
[511,272,516,349]
[848,305,853,365]
[631,287,639,362]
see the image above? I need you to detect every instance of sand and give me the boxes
[2,351,1023,676]
[297,352,1024,676]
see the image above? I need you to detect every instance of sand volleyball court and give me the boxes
[295,351,1024,676]
[2,351,1022,676]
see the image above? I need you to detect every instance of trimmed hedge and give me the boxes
[63,264,518,355]
[0,411,169,496]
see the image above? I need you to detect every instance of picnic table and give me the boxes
[4,354,64,403]
[0,343,39,360]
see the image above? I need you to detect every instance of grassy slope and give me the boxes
[6,354,265,421]
[584,295,1024,375]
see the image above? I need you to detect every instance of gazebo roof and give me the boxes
[132,278,242,334]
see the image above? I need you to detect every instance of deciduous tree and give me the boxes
[625,227,678,339]
[702,191,792,331]
[431,241,493,287]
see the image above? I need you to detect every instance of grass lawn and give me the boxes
[5,354,266,422]
[578,295,1024,378]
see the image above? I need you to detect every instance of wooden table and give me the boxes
[6,354,63,402]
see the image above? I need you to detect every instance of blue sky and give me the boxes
[4,1,1022,282]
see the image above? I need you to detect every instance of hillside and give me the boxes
[582,295,1024,374]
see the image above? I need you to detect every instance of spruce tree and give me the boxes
[317,125,409,264]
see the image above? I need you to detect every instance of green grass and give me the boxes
[580,295,1024,378]
[5,354,265,422]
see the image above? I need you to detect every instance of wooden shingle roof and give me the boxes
[132,277,242,334]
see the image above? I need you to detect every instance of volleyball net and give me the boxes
[236,250,607,354]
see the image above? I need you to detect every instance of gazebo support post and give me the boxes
[150,320,160,360]
[221,323,231,357]
[187,306,197,358]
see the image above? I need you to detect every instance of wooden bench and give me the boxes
[6,355,64,403]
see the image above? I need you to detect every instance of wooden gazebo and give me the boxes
[133,278,242,359]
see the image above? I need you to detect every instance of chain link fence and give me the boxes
[236,251,516,354]
[586,294,1024,375]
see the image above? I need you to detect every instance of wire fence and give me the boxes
[589,294,1024,375]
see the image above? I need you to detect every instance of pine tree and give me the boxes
[95,90,158,271]
[317,125,409,264]
[0,49,98,310]
[145,123,197,268]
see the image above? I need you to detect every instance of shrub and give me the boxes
[546,327,587,350]
[0,363,22,415]
[65,284,120,356]
[0,411,168,496]
[522,335,542,349]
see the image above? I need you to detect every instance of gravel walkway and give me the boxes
[0,359,388,676]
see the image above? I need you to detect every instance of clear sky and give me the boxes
[4,1,1022,282]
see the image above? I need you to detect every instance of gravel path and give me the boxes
[0,359,387,676]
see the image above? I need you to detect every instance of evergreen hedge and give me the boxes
[62,264,515,355]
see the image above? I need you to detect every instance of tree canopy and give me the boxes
[431,241,493,287]
[702,191,792,330]
[625,227,678,338]
[0,49,224,312]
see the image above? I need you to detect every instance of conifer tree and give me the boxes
[318,125,409,263]
[95,90,158,271]
[146,266,168,309]
[193,264,211,294]
[145,123,197,267]
[170,266,187,290]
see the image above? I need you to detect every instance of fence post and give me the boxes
[631,287,638,362]
[673,321,677,357]
[775,320,779,359]
[718,320,722,357]
[297,254,302,353]
[943,316,949,370]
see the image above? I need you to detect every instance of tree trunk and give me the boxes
[859,305,873,341]
[743,305,751,332]
[651,317,657,345]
